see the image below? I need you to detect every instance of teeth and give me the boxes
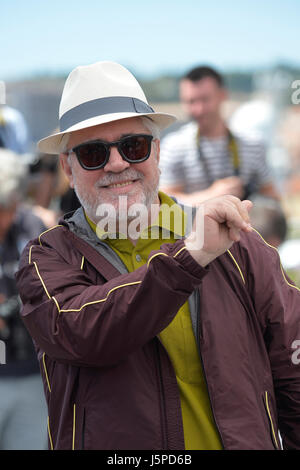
[108,181,133,188]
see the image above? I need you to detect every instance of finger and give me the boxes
[228,197,252,226]
[226,218,245,240]
[242,199,253,213]
[222,201,251,232]
[239,203,251,226]
[228,225,241,242]
[240,200,253,229]
[205,196,251,232]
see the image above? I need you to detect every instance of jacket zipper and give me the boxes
[195,287,225,449]
[155,338,168,450]
[263,391,280,449]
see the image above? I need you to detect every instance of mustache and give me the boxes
[95,169,144,188]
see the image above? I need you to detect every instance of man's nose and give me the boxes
[103,146,130,173]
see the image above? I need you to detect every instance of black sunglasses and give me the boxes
[70,134,154,170]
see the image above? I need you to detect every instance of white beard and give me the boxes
[72,166,160,228]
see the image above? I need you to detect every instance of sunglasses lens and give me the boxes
[74,142,107,169]
[72,135,153,170]
[120,135,151,161]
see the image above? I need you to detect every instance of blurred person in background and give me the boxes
[0,104,30,154]
[33,151,80,216]
[249,195,288,249]
[0,102,58,228]
[29,127,80,226]
[159,65,280,205]
[0,148,47,449]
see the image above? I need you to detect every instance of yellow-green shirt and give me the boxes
[86,191,222,450]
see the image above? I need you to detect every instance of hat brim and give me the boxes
[38,112,177,155]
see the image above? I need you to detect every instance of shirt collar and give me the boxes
[143,191,187,238]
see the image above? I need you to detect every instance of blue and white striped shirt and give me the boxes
[159,121,273,194]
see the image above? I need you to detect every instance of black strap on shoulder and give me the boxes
[196,128,240,184]
[63,228,122,281]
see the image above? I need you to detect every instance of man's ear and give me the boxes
[59,153,74,188]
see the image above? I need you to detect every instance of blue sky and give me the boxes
[2,0,300,80]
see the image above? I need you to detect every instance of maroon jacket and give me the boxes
[15,210,300,450]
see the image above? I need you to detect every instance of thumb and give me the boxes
[242,200,253,213]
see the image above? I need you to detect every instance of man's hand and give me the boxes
[184,195,253,267]
[160,176,245,207]
[207,176,245,200]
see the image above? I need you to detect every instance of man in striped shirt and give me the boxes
[159,66,279,205]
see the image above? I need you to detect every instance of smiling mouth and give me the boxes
[103,180,138,189]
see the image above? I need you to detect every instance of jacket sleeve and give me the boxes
[16,238,208,368]
[239,230,300,449]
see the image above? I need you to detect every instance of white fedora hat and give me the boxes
[38,61,177,154]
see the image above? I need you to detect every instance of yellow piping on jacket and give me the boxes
[42,353,51,393]
[226,249,245,284]
[251,227,300,292]
[264,391,280,449]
